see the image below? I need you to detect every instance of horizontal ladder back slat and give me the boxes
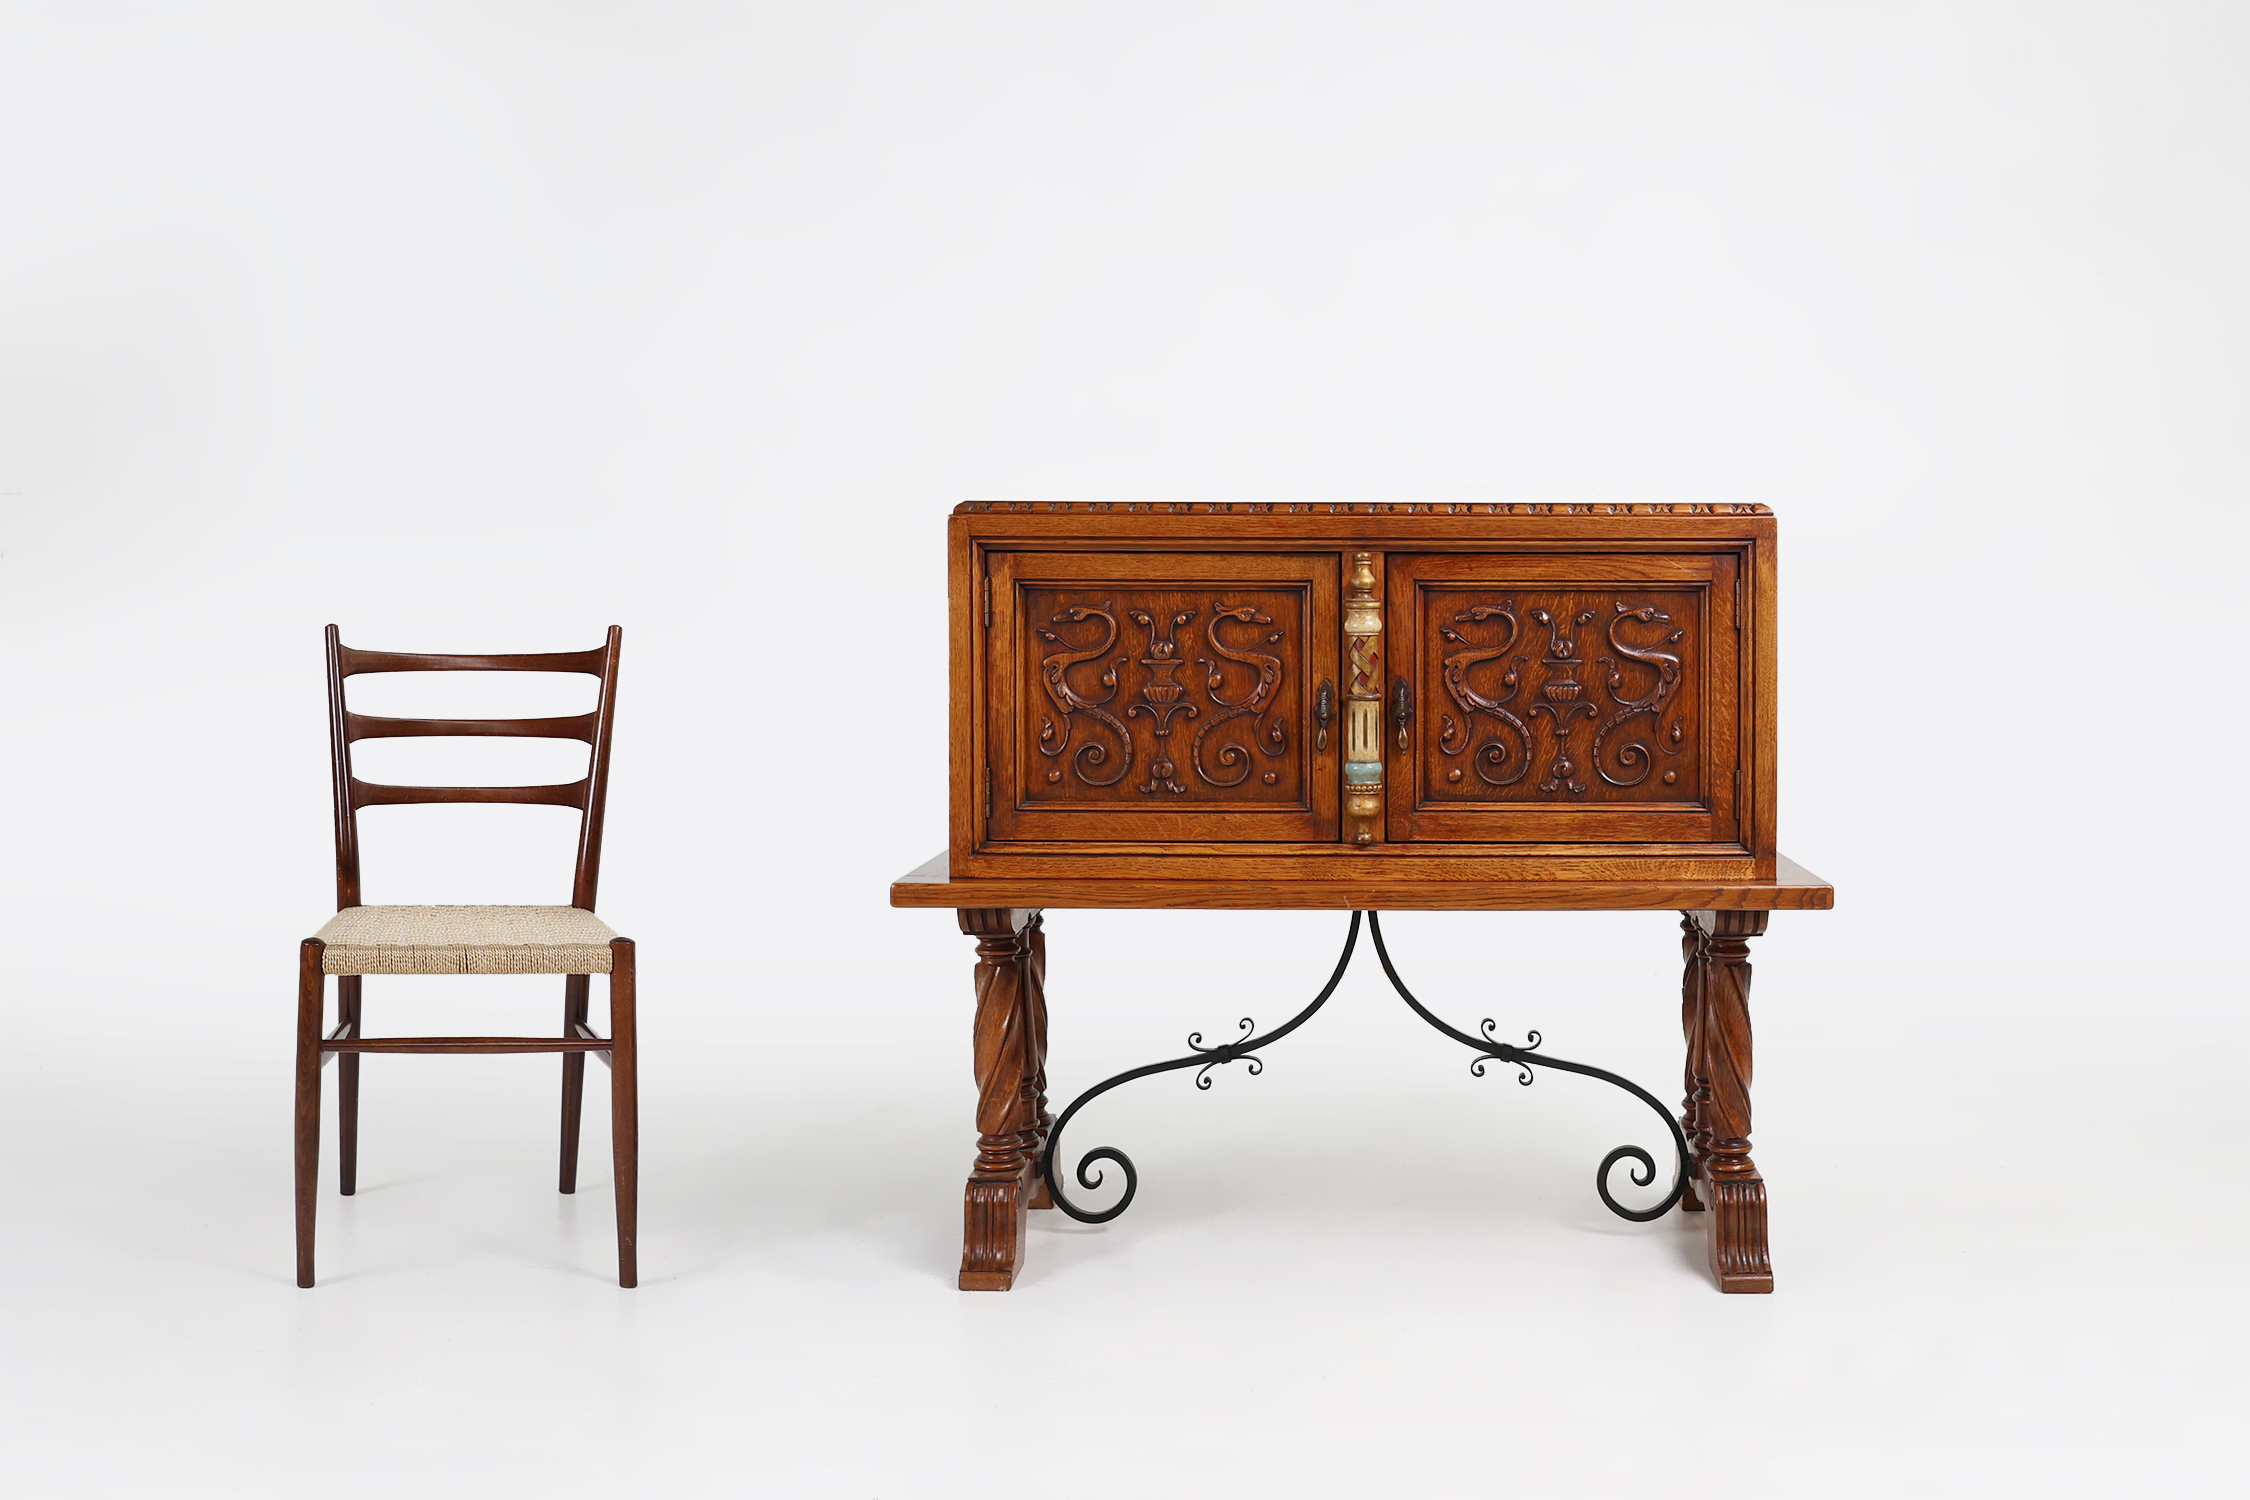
[337,646,609,677]
[345,711,600,742]
[323,1037,613,1055]
[350,777,591,809]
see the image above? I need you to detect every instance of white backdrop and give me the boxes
[2,4,2243,1496]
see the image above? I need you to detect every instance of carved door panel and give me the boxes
[1386,552,1742,845]
[987,552,1340,844]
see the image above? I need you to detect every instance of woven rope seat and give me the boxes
[314,905,618,976]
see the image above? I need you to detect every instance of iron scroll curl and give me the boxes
[1365,911,1690,1222]
[1041,912,1362,1222]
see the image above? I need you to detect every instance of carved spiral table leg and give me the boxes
[958,907,1040,1290]
[1023,912,1055,1211]
[1692,909,1772,1292]
[1678,915,1708,1213]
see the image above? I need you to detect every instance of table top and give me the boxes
[889,852,1834,913]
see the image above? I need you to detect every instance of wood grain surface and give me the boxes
[892,850,1832,911]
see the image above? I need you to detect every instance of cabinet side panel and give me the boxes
[1751,533,1779,875]
[948,519,979,864]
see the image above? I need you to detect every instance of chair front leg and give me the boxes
[295,939,326,1288]
[608,940,638,1289]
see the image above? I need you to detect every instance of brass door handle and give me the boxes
[1315,678,1334,751]
[1392,676,1413,749]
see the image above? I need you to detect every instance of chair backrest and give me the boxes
[325,625,623,912]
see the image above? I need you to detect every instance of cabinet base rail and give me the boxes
[1040,910,1692,1225]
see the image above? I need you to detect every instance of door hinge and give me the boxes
[1733,587,1741,630]
[1734,765,1742,809]
[984,764,993,819]
[982,574,993,628]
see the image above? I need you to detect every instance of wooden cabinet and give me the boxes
[913,501,1828,1297]
[952,504,1779,885]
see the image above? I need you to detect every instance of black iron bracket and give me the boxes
[1041,910,1689,1224]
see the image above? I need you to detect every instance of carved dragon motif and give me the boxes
[1035,604,1133,787]
[1592,601,1686,788]
[1192,602,1286,787]
[1437,602,1532,787]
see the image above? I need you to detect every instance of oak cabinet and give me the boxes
[912,501,1827,1297]
[951,504,1778,883]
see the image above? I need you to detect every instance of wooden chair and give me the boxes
[296,625,637,1288]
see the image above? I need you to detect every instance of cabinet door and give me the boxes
[987,552,1339,844]
[1387,552,1742,845]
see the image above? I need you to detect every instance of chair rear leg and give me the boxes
[337,976,361,1196]
[608,940,638,1288]
[559,974,590,1193]
[295,940,326,1288]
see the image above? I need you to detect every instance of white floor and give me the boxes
[3,908,2238,1498]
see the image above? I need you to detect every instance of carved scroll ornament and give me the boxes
[1438,601,1532,787]
[1592,602,1686,788]
[1126,605,1199,794]
[1192,603,1287,788]
[1035,604,1133,787]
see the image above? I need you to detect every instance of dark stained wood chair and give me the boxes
[296,626,638,1287]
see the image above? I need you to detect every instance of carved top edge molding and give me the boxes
[955,501,1772,517]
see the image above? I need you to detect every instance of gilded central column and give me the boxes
[1343,552,1384,846]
